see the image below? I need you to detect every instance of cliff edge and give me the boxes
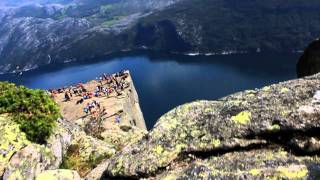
[88,73,320,179]
[1,71,320,179]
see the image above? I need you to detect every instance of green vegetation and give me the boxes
[60,144,106,177]
[0,82,60,144]
[101,15,126,27]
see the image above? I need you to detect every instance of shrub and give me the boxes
[0,82,60,144]
[60,144,107,177]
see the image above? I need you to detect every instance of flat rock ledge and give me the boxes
[88,73,320,179]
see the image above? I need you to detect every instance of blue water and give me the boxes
[0,52,300,129]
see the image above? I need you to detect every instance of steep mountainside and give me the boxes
[131,0,320,53]
[1,0,320,73]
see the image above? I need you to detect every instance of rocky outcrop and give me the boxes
[3,144,56,180]
[297,39,320,77]
[1,116,118,179]
[0,115,31,178]
[0,117,74,179]
[36,169,81,180]
[85,73,320,179]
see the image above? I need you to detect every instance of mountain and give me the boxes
[1,0,320,73]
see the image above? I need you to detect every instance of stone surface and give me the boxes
[0,115,31,178]
[46,118,73,168]
[92,73,320,179]
[60,124,116,177]
[297,38,320,77]
[36,169,81,180]
[160,148,320,179]
[100,125,147,150]
[3,144,56,180]
[53,71,146,130]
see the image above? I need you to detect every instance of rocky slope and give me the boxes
[1,72,320,179]
[0,74,148,179]
[2,0,320,73]
[297,38,320,78]
[0,0,181,73]
[85,72,320,179]
[0,115,146,179]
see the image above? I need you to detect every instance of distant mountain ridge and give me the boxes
[1,0,320,73]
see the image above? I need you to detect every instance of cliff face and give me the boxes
[297,39,320,77]
[1,72,320,179]
[87,73,320,179]
[0,71,147,179]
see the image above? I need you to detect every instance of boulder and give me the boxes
[60,128,116,177]
[91,73,320,179]
[297,38,320,77]
[84,125,147,179]
[0,115,31,178]
[159,148,320,179]
[46,118,73,168]
[3,144,56,180]
[100,125,147,150]
[36,169,81,180]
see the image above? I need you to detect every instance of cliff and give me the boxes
[1,71,320,179]
[0,71,148,179]
[87,72,320,179]
[53,70,146,130]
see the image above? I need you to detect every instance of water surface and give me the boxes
[0,52,300,129]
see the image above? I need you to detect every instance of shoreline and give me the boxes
[0,50,303,75]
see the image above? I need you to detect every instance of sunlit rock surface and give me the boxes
[87,73,320,179]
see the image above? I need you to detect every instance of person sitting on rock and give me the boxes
[65,92,71,101]
[101,107,107,116]
[115,116,121,124]
[76,98,84,105]
[83,106,89,115]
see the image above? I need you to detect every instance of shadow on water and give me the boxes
[0,51,300,129]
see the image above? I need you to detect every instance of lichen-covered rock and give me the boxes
[72,131,116,163]
[36,169,81,180]
[84,125,146,179]
[161,148,320,179]
[46,118,73,168]
[99,73,320,179]
[0,115,31,178]
[3,144,56,180]
[101,125,147,150]
[61,127,116,177]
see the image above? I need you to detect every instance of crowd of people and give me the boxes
[48,70,130,124]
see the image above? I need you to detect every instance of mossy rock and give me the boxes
[163,149,319,179]
[101,73,320,178]
[3,144,56,180]
[61,130,116,177]
[100,125,147,150]
[0,115,31,177]
[36,169,81,180]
